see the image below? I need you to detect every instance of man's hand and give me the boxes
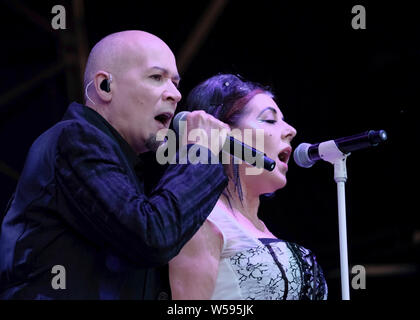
[180,111,231,156]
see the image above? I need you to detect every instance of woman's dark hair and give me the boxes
[185,73,275,204]
[185,73,273,126]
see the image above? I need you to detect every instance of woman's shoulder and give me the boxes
[207,201,264,254]
[206,201,238,234]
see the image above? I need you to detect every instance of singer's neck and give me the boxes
[220,178,264,232]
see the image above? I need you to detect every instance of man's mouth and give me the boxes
[154,112,173,127]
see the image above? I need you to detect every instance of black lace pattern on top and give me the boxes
[228,238,327,300]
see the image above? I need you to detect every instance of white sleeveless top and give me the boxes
[207,206,328,300]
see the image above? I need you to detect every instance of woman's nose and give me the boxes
[282,122,297,142]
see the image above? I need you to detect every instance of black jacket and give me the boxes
[0,102,228,299]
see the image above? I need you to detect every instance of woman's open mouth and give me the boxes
[278,146,292,164]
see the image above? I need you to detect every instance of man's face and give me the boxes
[109,39,181,154]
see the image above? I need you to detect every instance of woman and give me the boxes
[169,74,328,300]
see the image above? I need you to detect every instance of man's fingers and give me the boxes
[184,111,231,154]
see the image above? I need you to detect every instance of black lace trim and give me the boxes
[286,242,328,300]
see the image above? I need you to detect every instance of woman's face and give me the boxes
[235,93,297,195]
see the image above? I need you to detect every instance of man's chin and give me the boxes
[145,134,166,153]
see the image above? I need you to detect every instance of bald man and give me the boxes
[0,31,229,299]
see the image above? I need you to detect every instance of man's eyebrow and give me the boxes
[150,66,181,81]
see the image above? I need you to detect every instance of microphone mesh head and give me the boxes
[293,143,314,168]
[173,111,189,135]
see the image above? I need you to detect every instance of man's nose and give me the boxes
[163,83,182,104]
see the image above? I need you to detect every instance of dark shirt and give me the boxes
[0,102,228,299]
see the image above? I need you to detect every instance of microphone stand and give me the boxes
[320,141,351,300]
[294,130,388,300]
[333,155,350,300]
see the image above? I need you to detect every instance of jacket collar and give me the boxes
[63,102,141,168]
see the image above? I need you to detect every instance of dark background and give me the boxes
[0,0,418,300]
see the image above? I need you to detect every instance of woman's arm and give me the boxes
[169,219,223,299]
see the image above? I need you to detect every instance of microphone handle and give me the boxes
[223,136,276,171]
[174,112,276,171]
[335,130,387,154]
[308,130,387,161]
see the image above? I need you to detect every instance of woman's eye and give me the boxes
[262,119,277,124]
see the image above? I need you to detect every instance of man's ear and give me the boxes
[94,71,112,102]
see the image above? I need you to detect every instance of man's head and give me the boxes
[84,30,181,154]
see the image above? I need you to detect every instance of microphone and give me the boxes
[173,111,276,171]
[293,130,388,168]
